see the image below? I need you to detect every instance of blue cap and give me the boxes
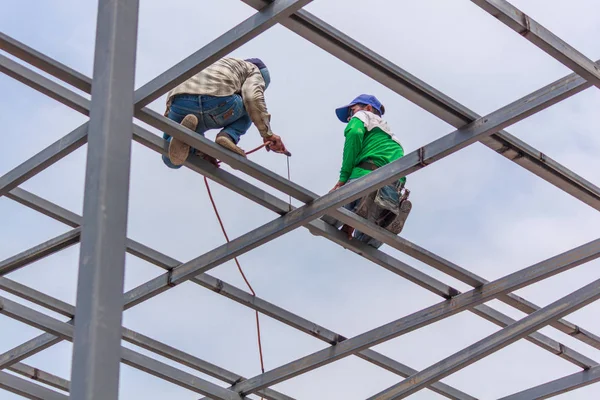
[245,58,270,89]
[245,58,267,70]
[335,94,385,123]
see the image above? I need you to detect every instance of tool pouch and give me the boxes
[355,184,412,235]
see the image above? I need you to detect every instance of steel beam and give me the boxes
[0,334,63,371]
[134,0,313,108]
[1,189,477,400]
[3,27,600,217]
[479,133,600,212]
[0,32,91,93]
[8,363,70,393]
[329,210,600,353]
[0,275,295,400]
[1,44,463,297]
[1,8,600,396]
[471,0,600,90]
[127,65,590,307]
[369,278,600,399]
[0,123,88,197]
[136,107,327,204]
[220,239,600,395]
[119,348,245,400]
[1,134,596,400]
[119,330,292,400]
[132,129,600,368]
[0,296,246,400]
[149,279,472,400]
[69,1,140,399]
[0,228,80,276]
[2,36,598,270]
[0,277,74,318]
[0,44,348,207]
[468,304,597,369]
[1,75,597,363]
[11,187,599,400]
[0,370,67,400]
[6,133,598,375]
[238,0,600,212]
[2,132,597,392]
[0,54,90,115]
[6,188,82,228]
[499,365,600,400]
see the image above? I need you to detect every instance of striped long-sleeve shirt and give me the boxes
[165,57,273,138]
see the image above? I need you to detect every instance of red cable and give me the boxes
[215,143,266,166]
[245,143,267,156]
[204,142,287,381]
[203,174,266,376]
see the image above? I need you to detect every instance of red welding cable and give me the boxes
[246,142,267,156]
[215,143,266,166]
[203,175,266,375]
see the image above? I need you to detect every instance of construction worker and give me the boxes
[161,57,287,168]
[329,94,407,248]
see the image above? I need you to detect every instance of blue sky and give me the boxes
[1,0,600,399]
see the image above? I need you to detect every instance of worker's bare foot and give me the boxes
[216,132,246,157]
[168,114,197,166]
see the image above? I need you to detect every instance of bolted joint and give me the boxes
[213,279,224,294]
[446,287,461,299]
[418,147,429,168]
[569,324,582,337]
[520,13,532,36]
[557,343,565,356]
[166,269,177,288]
[335,334,347,344]
[232,376,244,385]
[497,144,511,155]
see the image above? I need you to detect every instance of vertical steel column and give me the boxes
[69,0,139,399]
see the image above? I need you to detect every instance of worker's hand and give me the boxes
[329,181,345,193]
[264,134,287,154]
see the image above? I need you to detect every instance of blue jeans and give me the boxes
[162,94,252,169]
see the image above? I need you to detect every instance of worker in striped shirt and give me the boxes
[162,57,287,168]
[329,94,406,248]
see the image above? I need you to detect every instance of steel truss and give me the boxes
[1,0,599,398]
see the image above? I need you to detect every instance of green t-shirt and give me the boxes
[339,113,405,184]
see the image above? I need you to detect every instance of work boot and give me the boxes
[215,132,246,157]
[168,114,197,166]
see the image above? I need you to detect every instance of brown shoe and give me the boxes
[215,132,246,157]
[168,114,197,166]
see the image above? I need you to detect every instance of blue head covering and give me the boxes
[245,58,270,89]
[335,94,385,122]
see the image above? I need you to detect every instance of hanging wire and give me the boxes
[203,143,292,391]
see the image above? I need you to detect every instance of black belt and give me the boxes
[358,161,378,171]
[358,161,405,189]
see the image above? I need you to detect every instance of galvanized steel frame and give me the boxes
[0,0,599,398]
